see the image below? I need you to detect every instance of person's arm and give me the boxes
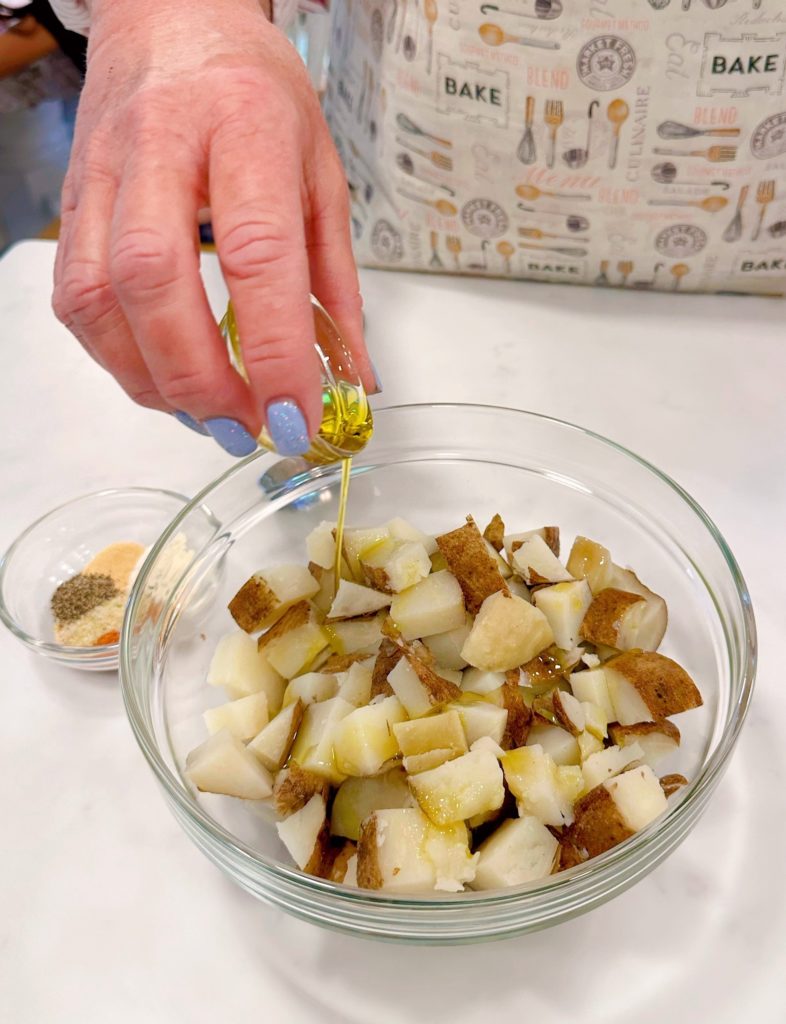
[52,0,372,457]
[0,14,58,77]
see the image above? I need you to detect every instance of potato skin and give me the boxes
[229,575,280,633]
[579,588,644,648]
[437,517,509,615]
[607,651,703,718]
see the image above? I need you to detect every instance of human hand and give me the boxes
[53,0,372,456]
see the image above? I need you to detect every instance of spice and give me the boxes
[51,540,146,649]
[51,573,118,623]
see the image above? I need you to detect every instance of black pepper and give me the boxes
[51,573,119,623]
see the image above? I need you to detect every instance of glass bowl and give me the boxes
[0,488,191,672]
[121,405,756,943]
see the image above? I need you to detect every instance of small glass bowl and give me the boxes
[121,406,757,942]
[0,488,191,672]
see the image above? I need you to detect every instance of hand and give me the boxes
[53,0,372,456]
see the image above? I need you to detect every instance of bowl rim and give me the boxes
[120,404,757,909]
[0,485,190,658]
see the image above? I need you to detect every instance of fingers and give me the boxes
[209,91,322,456]
[108,128,259,440]
[52,165,166,411]
[305,147,376,397]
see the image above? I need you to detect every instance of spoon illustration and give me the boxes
[517,206,590,232]
[396,153,456,195]
[722,185,749,242]
[424,0,438,74]
[519,227,590,243]
[648,195,729,213]
[607,99,629,170]
[497,240,515,272]
[396,187,458,216]
[516,183,592,201]
[562,100,599,170]
[479,22,561,48]
[480,0,562,17]
[651,162,730,190]
[671,263,690,291]
[396,112,452,148]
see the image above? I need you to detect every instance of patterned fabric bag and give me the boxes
[322,1,786,294]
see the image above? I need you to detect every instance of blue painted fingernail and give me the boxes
[267,399,310,457]
[370,359,383,395]
[173,410,210,436]
[204,417,258,457]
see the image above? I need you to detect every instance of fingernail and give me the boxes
[173,410,210,436]
[370,359,383,395]
[267,399,310,457]
[204,417,258,457]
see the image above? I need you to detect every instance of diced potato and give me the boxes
[526,722,580,766]
[333,695,408,776]
[422,616,473,671]
[462,667,507,695]
[203,692,269,741]
[319,651,372,674]
[273,764,330,817]
[436,517,509,615]
[207,630,285,711]
[461,591,554,672]
[581,701,608,741]
[390,570,466,640]
[326,613,385,656]
[484,539,513,579]
[342,526,391,580]
[498,678,533,750]
[502,744,575,827]
[386,517,438,556]
[259,604,329,680]
[309,563,335,616]
[276,793,329,874]
[228,565,319,632]
[360,539,431,594]
[393,710,467,771]
[404,749,459,774]
[580,588,659,653]
[581,742,645,793]
[503,527,560,562]
[570,765,667,857]
[577,730,605,761]
[605,651,702,725]
[569,667,615,723]
[533,580,593,651]
[507,578,531,602]
[356,808,476,893]
[370,638,401,698]
[607,565,669,651]
[186,729,273,800]
[328,580,392,620]
[305,521,336,570]
[282,671,338,708]
[327,841,358,884]
[336,659,374,706]
[387,649,462,718]
[565,536,614,594]
[511,535,572,586]
[331,768,414,841]
[449,699,508,748]
[660,773,688,798]
[409,749,505,826]
[608,720,680,767]
[289,696,355,784]
[483,514,505,552]
[552,689,586,737]
[246,699,304,772]
[472,816,559,890]
[436,667,463,686]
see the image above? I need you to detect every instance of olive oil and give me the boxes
[219,298,372,596]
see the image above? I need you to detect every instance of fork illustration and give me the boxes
[544,99,564,169]
[653,146,737,164]
[753,180,776,241]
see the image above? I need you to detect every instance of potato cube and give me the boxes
[328,580,392,619]
[436,517,509,615]
[569,668,615,723]
[526,722,580,766]
[282,671,338,708]
[305,521,336,570]
[422,616,473,671]
[386,517,438,555]
[276,793,329,874]
[502,744,575,827]
[472,816,559,890]
[289,696,355,784]
[565,536,614,593]
[511,535,572,586]
[393,710,467,771]
[342,526,391,580]
[605,651,702,724]
[503,527,560,562]
[228,565,319,632]
[581,742,645,793]
[360,539,431,594]
[333,696,408,777]
[449,699,508,748]
[570,764,667,857]
[331,769,414,841]
[186,729,273,800]
[461,591,554,672]
[608,721,680,767]
[388,650,462,718]
[390,570,466,640]
[336,659,374,706]
[326,613,385,656]
[273,764,330,817]
[409,749,505,826]
[246,699,304,772]
[207,630,285,711]
[533,580,593,651]
[462,667,507,695]
[203,692,269,741]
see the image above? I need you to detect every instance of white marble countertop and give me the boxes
[1,240,784,1023]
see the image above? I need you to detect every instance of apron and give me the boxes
[322,0,786,294]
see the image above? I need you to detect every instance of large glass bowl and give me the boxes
[120,405,756,943]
